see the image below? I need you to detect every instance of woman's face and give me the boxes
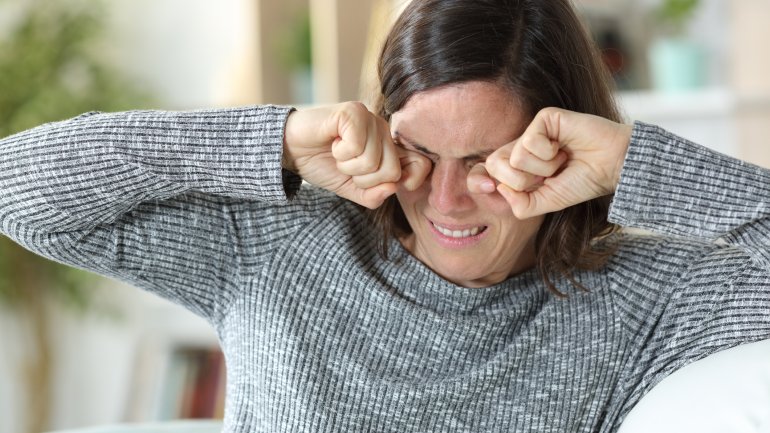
[390,81,544,288]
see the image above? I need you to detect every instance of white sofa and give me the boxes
[619,338,770,433]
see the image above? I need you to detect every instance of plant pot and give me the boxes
[649,37,706,92]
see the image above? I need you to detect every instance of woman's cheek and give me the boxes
[395,189,424,223]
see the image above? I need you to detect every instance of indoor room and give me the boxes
[1,1,769,432]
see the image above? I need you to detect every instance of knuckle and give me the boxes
[508,151,526,168]
[538,106,559,118]
[343,100,366,113]
[519,135,541,155]
[487,152,506,169]
[510,171,529,191]
[377,164,401,182]
[345,102,369,122]
[358,156,381,173]
[519,134,534,149]
[336,102,369,130]
[546,158,563,174]
[351,176,370,189]
[333,141,360,161]
[381,164,401,182]
[336,160,353,175]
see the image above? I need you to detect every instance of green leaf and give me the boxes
[655,0,701,35]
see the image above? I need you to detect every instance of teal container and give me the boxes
[649,38,706,92]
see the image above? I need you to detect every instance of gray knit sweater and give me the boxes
[1,105,769,432]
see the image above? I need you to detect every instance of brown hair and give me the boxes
[369,0,621,294]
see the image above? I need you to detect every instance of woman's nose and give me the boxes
[427,162,474,215]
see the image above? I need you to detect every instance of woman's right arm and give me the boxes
[0,104,428,322]
[3,106,299,230]
[0,105,308,320]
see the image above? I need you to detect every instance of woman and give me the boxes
[1,0,768,432]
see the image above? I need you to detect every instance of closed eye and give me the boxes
[395,139,437,164]
[463,156,486,168]
[394,134,489,173]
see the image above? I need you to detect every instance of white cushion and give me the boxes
[619,338,770,433]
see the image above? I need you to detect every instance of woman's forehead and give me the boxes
[390,82,526,154]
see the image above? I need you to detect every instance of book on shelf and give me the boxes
[157,345,226,420]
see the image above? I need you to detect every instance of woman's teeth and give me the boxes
[433,223,485,238]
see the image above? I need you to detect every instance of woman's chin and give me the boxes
[432,260,504,288]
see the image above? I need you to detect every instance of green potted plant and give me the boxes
[648,0,706,92]
[0,1,152,432]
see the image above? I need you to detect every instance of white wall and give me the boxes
[101,0,260,109]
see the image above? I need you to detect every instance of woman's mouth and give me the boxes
[430,221,488,239]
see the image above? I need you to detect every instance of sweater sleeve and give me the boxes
[0,105,314,323]
[607,122,770,425]
[610,121,770,267]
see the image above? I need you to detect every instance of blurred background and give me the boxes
[0,0,768,432]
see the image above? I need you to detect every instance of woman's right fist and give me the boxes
[283,102,430,209]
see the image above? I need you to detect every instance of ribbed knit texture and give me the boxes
[1,106,769,432]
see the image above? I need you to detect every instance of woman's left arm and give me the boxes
[600,121,770,426]
[474,107,770,266]
[475,109,770,426]
[610,122,770,267]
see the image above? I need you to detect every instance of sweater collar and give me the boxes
[374,237,548,316]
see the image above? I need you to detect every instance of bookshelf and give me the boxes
[119,289,225,423]
[156,346,225,420]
